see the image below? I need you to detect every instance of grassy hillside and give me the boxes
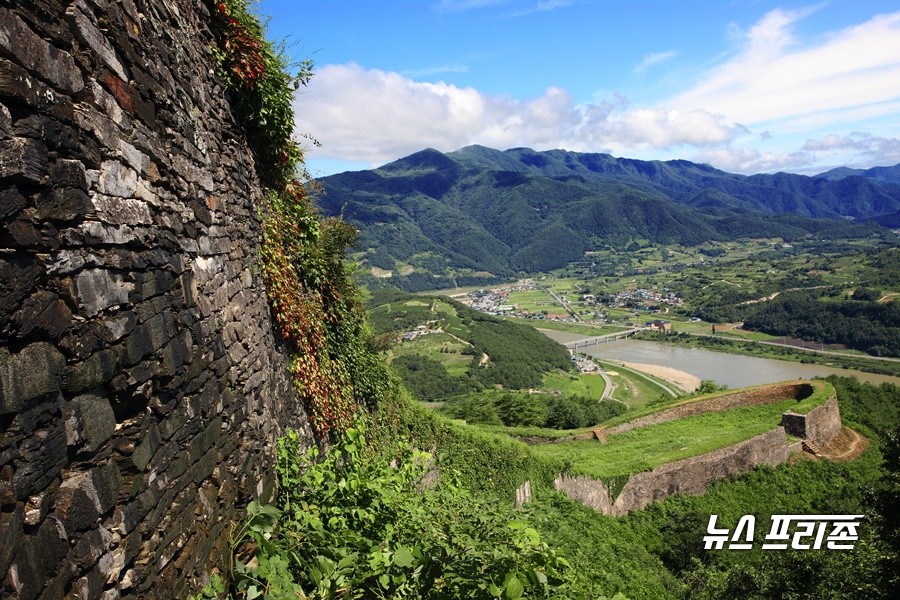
[367,290,574,399]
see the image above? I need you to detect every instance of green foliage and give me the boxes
[232,426,573,599]
[614,377,900,599]
[391,355,474,401]
[467,314,573,389]
[371,393,565,499]
[524,493,682,599]
[260,183,391,436]
[369,294,574,401]
[449,393,625,431]
[212,0,313,185]
[212,0,393,437]
[743,290,900,356]
[189,574,226,600]
[826,376,900,438]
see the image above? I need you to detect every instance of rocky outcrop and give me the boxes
[0,1,313,597]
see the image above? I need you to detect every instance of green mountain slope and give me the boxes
[316,146,892,290]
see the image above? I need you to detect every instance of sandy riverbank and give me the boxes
[620,361,701,393]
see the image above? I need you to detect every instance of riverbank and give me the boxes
[636,331,900,378]
[620,361,701,393]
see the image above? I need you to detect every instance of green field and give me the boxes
[594,360,674,409]
[389,332,472,377]
[505,317,627,336]
[506,289,556,312]
[529,384,830,479]
[542,371,606,399]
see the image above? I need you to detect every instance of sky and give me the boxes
[258,0,900,178]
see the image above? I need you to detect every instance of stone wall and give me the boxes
[553,382,844,517]
[555,428,792,517]
[0,1,314,598]
[606,382,815,435]
[782,395,842,447]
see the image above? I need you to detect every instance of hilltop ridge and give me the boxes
[315,146,896,289]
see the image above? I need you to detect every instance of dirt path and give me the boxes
[818,426,869,461]
[620,361,701,393]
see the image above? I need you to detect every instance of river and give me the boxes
[540,331,900,388]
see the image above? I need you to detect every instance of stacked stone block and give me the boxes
[0,1,313,597]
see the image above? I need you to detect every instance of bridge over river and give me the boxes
[563,327,645,350]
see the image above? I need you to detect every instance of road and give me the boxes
[682,331,900,363]
[596,359,679,398]
[546,288,581,321]
[564,327,645,349]
[598,369,613,400]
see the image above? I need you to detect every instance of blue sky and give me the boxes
[258,0,900,177]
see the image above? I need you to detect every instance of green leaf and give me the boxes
[504,575,524,599]
[392,547,415,568]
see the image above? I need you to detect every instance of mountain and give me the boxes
[815,164,900,185]
[315,146,896,290]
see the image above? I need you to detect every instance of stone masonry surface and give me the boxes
[0,1,314,597]
[554,382,842,516]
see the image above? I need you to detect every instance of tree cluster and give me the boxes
[743,291,900,356]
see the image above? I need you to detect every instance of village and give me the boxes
[453,279,683,322]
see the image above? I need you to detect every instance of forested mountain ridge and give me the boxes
[315,146,894,288]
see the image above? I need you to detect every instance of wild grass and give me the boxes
[529,399,803,478]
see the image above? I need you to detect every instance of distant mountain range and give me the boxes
[315,146,899,289]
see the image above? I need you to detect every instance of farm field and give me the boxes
[542,371,607,399]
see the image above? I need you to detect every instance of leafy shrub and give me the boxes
[231,427,573,599]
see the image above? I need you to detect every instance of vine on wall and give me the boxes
[212,0,389,437]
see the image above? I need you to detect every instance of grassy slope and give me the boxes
[529,381,832,479]
[530,398,804,478]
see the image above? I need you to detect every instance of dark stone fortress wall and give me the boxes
[0,1,314,597]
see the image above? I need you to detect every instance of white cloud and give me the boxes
[633,50,678,74]
[803,132,900,165]
[294,63,742,165]
[669,9,900,129]
[511,0,574,16]
[693,147,813,173]
[296,8,900,175]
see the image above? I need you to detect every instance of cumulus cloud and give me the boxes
[295,8,900,174]
[693,147,813,173]
[670,9,900,129]
[294,63,742,164]
[633,50,678,74]
[804,132,900,165]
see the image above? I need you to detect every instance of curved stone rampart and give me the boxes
[555,428,791,516]
[554,381,844,516]
[783,395,842,447]
[606,382,815,435]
